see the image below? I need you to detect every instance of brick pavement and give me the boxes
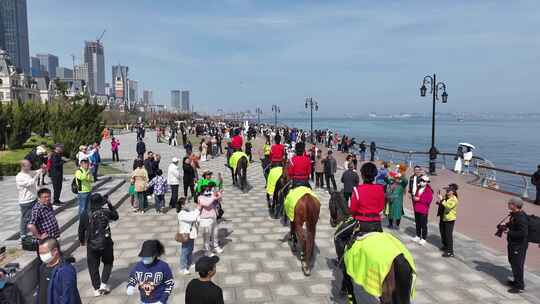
[72,132,540,303]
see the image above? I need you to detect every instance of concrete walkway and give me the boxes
[71,132,540,303]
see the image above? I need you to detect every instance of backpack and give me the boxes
[71,169,82,194]
[87,209,111,251]
[527,214,540,244]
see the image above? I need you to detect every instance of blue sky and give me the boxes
[28,0,540,116]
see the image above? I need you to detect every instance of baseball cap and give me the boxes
[444,183,458,191]
[195,256,219,274]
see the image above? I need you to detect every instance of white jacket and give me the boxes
[15,171,41,204]
[167,163,181,185]
[178,209,200,239]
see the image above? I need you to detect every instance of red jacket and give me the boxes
[231,135,243,150]
[270,144,285,162]
[349,183,385,222]
[287,155,311,180]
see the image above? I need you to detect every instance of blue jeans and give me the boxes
[19,200,36,238]
[180,239,194,270]
[154,194,165,211]
[78,192,91,215]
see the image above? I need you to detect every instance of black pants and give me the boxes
[439,220,455,253]
[87,244,114,290]
[370,151,375,161]
[535,185,540,204]
[183,179,195,198]
[414,212,428,239]
[343,192,351,202]
[112,150,119,162]
[325,174,337,191]
[292,179,311,189]
[315,172,324,188]
[169,184,179,208]
[508,242,528,289]
[51,175,62,204]
[137,153,144,160]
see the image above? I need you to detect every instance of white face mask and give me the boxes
[40,252,53,264]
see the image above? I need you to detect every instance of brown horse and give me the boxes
[279,164,320,276]
[230,154,248,192]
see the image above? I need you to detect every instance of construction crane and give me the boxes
[96,29,106,45]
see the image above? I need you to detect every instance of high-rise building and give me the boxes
[36,53,59,78]
[112,65,128,99]
[143,90,153,105]
[0,0,30,74]
[56,67,73,79]
[181,90,190,112]
[83,41,105,95]
[104,83,112,96]
[128,80,138,103]
[171,90,181,109]
[74,63,89,83]
[30,56,41,77]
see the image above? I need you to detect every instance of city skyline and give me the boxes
[23,0,540,115]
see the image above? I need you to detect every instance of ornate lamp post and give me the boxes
[420,74,448,175]
[305,97,318,143]
[271,105,280,127]
[255,107,263,124]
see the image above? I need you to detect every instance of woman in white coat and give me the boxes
[454,146,464,174]
[177,200,201,275]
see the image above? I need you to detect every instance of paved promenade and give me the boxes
[69,132,540,303]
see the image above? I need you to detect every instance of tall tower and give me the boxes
[83,41,105,95]
[0,0,30,74]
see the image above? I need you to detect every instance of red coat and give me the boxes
[287,155,311,181]
[231,135,243,150]
[349,183,385,222]
[270,144,285,162]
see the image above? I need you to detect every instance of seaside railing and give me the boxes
[375,146,534,200]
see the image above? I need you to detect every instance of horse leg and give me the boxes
[230,168,236,186]
[381,255,413,304]
[241,160,248,192]
[304,198,320,276]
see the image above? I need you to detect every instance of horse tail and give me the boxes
[302,194,320,264]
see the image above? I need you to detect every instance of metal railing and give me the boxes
[374,146,535,200]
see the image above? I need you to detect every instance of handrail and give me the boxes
[477,164,532,178]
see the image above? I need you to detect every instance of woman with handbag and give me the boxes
[131,160,149,214]
[177,198,201,275]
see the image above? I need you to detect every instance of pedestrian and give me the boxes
[375,161,389,187]
[531,165,540,205]
[75,159,94,215]
[16,160,42,239]
[463,147,473,174]
[323,150,338,192]
[201,140,208,162]
[49,144,65,206]
[183,156,196,199]
[198,182,224,255]
[111,137,120,162]
[78,193,119,296]
[185,140,193,155]
[185,256,224,304]
[245,139,253,162]
[314,151,325,188]
[27,188,60,242]
[408,166,423,201]
[177,199,201,275]
[454,146,464,174]
[437,183,459,257]
[136,138,146,160]
[498,197,529,293]
[341,162,359,202]
[168,158,181,209]
[359,141,366,161]
[369,141,376,161]
[37,238,82,304]
[148,169,168,213]
[387,166,408,230]
[127,240,175,304]
[412,175,433,245]
[131,160,149,213]
[75,145,88,168]
[88,142,101,181]
[0,267,24,303]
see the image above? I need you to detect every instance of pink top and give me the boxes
[111,140,120,151]
[198,192,222,219]
[413,185,433,215]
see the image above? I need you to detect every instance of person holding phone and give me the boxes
[437,184,459,257]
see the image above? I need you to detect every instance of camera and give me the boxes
[495,223,507,238]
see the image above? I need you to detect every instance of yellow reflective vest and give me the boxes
[344,232,416,299]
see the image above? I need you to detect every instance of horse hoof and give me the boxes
[302,264,311,276]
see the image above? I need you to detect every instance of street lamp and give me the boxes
[255,107,263,124]
[420,73,448,175]
[305,97,318,143]
[271,105,280,127]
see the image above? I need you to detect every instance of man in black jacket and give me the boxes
[341,163,359,202]
[78,193,119,296]
[49,145,65,206]
[504,197,529,293]
[136,138,146,159]
[532,165,540,205]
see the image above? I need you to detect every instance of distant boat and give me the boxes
[457,117,465,122]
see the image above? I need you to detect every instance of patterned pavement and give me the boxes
[69,132,540,304]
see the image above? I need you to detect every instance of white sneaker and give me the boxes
[93,289,102,297]
[99,283,110,293]
[182,269,190,275]
[214,247,224,254]
[418,239,427,246]
[411,236,421,243]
